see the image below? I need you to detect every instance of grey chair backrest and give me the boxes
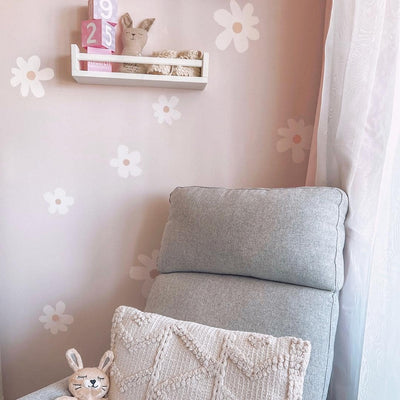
[146,186,348,400]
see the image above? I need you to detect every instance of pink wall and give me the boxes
[0,1,325,398]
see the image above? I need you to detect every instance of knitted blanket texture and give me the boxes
[109,306,311,400]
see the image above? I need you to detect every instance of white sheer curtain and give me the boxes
[309,0,400,398]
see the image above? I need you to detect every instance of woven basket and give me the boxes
[172,50,202,77]
[147,50,178,75]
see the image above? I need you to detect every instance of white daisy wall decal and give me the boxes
[152,95,181,125]
[10,55,54,98]
[110,145,142,178]
[43,188,74,215]
[276,119,313,163]
[39,301,74,335]
[214,0,260,53]
[129,250,160,298]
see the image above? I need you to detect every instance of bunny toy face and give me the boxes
[65,348,114,400]
[120,12,155,56]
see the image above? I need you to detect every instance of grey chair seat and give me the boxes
[146,272,337,400]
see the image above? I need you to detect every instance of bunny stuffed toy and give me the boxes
[119,12,155,73]
[55,348,114,400]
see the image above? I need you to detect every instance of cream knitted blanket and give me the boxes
[109,306,311,400]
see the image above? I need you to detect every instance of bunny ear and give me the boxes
[98,350,114,373]
[65,348,83,372]
[139,18,155,32]
[121,13,133,29]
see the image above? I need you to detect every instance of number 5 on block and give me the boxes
[88,0,118,25]
[81,19,115,51]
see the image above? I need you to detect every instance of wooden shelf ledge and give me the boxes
[70,44,209,90]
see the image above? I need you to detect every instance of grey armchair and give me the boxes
[19,186,348,400]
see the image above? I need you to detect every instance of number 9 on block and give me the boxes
[88,0,118,25]
[81,19,115,51]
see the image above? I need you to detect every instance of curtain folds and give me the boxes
[308,0,400,398]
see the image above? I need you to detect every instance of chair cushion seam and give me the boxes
[321,292,336,399]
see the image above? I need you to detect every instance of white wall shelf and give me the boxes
[71,44,209,90]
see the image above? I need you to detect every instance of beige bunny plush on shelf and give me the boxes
[55,348,114,400]
[119,12,155,74]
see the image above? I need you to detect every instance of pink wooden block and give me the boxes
[81,19,115,51]
[88,0,118,25]
[86,47,112,72]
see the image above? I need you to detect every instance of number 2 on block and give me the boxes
[87,22,97,45]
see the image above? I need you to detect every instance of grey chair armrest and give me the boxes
[17,378,69,400]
